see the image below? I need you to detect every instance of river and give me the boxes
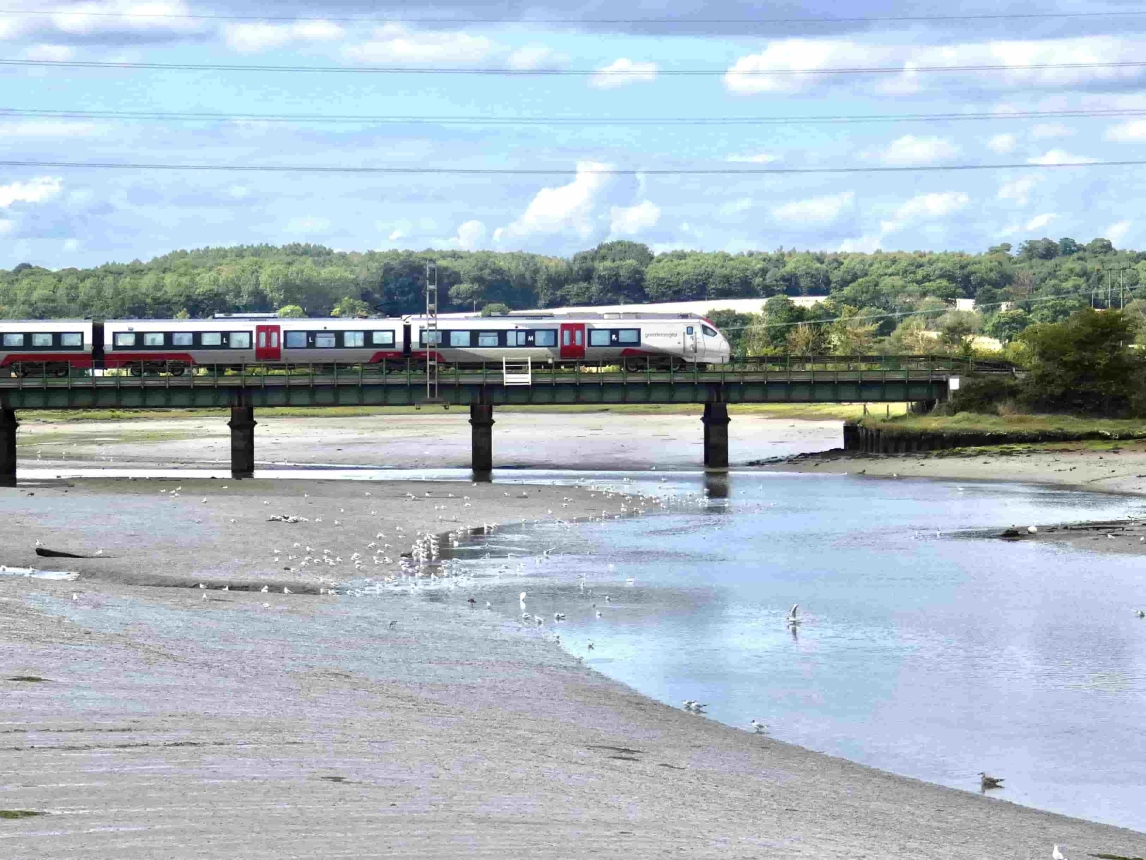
[445,469,1146,833]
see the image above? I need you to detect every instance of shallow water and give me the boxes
[447,471,1146,833]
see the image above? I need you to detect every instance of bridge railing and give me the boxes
[0,353,1015,388]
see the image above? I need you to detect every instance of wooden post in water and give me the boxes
[228,403,257,479]
[0,407,17,487]
[702,401,730,470]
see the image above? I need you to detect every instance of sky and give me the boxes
[1,0,1146,269]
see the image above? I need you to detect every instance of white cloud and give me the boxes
[495,162,613,242]
[0,120,103,138]
[507,44,561,70]
[590,58,658,89]
[0,177,63,208]
[1105,120,1146,142]
[609,200,660,236]
[880,191,969,233]
[724,35,1144,96]
[726,152,780,164]
[869,135,958,166]
[285,216,331,234]
[225,20,344,53]
[1004,213,1057,234]
[63,238,80,252]
[837,234,883,253]
[1031,123,1074,139]
[450,219,487,250]
[1027,149,1098,165]
[987,133,1017,154]
[388,229,405,242]
[997,174,1042,206]
[48,1,203,37]
[1105,220,1132,245]
[344,24,497,64]
[772,191,854,226]
[0,219,13,235]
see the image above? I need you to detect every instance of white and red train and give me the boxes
[0,313,731,375]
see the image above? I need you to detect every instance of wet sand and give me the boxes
[3,479,1146,857]
[15,410,842,472]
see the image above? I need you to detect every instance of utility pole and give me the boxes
[425,262,439,403]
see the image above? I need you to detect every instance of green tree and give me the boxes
[480,302,510,316]
[1020,309,1143,415]
[277,304,306,317]
[983,309,1029,344]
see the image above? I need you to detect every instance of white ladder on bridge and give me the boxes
[502,357,532,386]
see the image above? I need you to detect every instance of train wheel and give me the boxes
[624,358,646,373]
[168,364,186,377]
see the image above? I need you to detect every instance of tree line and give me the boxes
[2,238,1144,356]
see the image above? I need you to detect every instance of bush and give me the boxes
[945,374,1023,415]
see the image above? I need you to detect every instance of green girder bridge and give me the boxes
[0,355,1011,484]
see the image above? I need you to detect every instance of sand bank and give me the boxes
[3,479,1145,858]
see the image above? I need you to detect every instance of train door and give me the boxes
[559,323,585,360]
[684,324,699,358]
[255,324,281,361]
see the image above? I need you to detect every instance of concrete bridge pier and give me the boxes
[469,402,495,476]
[702,401,730,470]
[228,404,257,479]
[0,407,17,488]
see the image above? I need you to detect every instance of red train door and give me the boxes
[559,323,585,360]
[256,324,281,361]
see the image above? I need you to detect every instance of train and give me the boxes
[0,312,732,376]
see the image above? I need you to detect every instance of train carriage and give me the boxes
[2,312,731,375]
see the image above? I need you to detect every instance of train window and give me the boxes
[201,332,223,347]
[270,331,279,348]
[2,333,23,347]
[230,332,251,349]
[371,331,394,346]
[285,331,307,349]
[618,329,640,344]
[702,325,717,337]
[478,332,499,347]
[589,330,611,347]
[506,330,526,347]
[143,333,165,347]
[449,331,471,347]
[61,332,83,347]
[344,332,365,348]
[534,329,557,347]
[422,330,442,346]
[32,333,53,347]
[315,332,336,348]
[257,331,266,348]
[686,326,694,335]
[172,332,193,346]
[113,332,135,347]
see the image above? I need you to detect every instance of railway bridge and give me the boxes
[0,355,1009,485]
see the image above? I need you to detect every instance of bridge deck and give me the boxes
[0,358,988,409]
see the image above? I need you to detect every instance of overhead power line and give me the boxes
[4,57,1146,76]
[0,7,1143,25]
[4,106,1146,126]
[0,159,1141,175]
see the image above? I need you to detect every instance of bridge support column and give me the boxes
[228,404,256,479]
[469,403,494,476]
[0,407,17,488]
[702,401,730,470]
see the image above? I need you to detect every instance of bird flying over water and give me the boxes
[787,604,802,626]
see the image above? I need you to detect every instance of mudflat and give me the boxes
[3,478,1145,858]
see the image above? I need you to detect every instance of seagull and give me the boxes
[587,641,594,651]
[1136,609,1145,618]
[387,620,397,630]
[979,772,1004,790]
[1052,844,1068,860]
[485,601,492,609]
[283,587,291,594]
[786,604,802,626]
[467,598,476,607]
[260,585,269,593]
[750,720,767,734]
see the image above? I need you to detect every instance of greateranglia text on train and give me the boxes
[0,312,732,376]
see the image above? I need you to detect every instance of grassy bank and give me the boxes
[858,412,1146,440]
[17,403,906,423]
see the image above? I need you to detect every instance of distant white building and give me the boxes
[498,296,828,318]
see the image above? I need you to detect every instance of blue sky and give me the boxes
[1,0,1146,268]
